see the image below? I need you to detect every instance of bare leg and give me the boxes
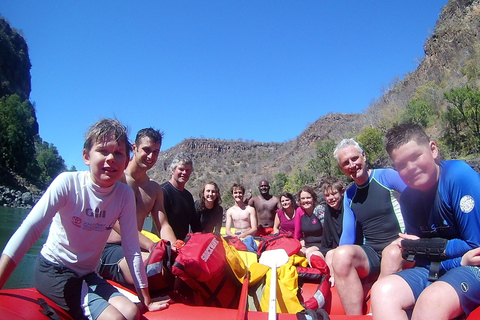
[412,281,463,320]
[371,274,414,320]
[118,252,150,284]
[379,243,416,279]
[98,295,139,320]
[379,243,404,279]
[331,245,370,315]
[305,247,324,263]
[325,249,335,286]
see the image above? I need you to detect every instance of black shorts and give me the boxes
[96,243,126,285]
[360,245,382,283]
[35,253,122,320]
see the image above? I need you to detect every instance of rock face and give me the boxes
[0,186,40,209]
[365,0,480,132]
[0,18,31,101]
[145,112,380,202]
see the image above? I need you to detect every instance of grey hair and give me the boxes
[333,138,364,163]
[169,152,194,172]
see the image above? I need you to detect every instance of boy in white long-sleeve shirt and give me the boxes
[0,118,168,320]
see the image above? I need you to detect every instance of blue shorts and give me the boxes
[396,266,433,300]
[397,266,480,316]
[440,266,480,316]
[96,242,126,285]
[35,253,123,320]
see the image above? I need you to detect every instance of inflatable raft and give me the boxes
[3,279,480,319]
[0,283,370,320]
[2,229,476,319]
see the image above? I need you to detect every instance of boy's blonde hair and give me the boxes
[321,177,344,194]
[84,118,131,154]
[231,183,245,194]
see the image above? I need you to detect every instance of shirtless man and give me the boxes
[248,180,280,237]
[97,128,177,286]
[225,183,257,239]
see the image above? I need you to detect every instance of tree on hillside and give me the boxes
[221,186,234,209]
[357,127,388,168]
[35,138,67,187]
[271,172,288,196]
[443,86,480,155]
[0,94,38,176]
[283,169,315,194]
[307,140,337,177]
[400,99,436,127]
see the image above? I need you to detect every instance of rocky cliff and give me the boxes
[0,18,31,101]
[365,0,480,133]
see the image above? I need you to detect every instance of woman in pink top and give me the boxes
[273,192,301,239]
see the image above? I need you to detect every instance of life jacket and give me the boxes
[222,236,248,282]
[247,254,305,314]
[247,254,331,314]
[144,239,175,293]
[171,232,243,308]
[257,232,302,257]
[224,235,249,251]
[298,254,331,312]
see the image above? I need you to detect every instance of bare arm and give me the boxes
[0,254,16,289]
[225,209,235,237]
[276,197,282,210]
[138,287,170,312]
[111,221,155,251]
[273,213,281,234]
[151,188,177,244]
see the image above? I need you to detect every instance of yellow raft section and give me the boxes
[141,227,229,241]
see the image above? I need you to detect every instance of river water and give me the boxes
[0,207,155,290]
[0,206,48,289]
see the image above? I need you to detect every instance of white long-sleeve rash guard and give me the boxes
[3,171,147,289]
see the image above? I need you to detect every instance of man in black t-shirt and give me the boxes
[161,152,202,240]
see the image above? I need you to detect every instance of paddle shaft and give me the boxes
[258,249,289,320]
[236,270,250,320]
[268,265,277,320]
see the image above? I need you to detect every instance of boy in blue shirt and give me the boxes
[371,123,480,320]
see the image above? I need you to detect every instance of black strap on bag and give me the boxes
[296,307,330,320]
[401,237,448,281]
[38,298,62,320]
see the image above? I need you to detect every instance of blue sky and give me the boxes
[1,1,448,171]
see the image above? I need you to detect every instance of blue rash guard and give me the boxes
[340,168,407,252]
[400,160,480,272]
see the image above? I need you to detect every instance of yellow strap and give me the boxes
[141,230,161,242]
